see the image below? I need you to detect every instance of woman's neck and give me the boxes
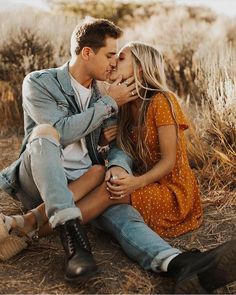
[129,98,142,126]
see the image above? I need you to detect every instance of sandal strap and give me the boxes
[29,208,43,231]
[11,215,24,228]
[1,214,24,232]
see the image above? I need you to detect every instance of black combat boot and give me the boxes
[167,239,236,294]
[57,218,98,282]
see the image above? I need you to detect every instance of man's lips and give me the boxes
[106,68,117,74]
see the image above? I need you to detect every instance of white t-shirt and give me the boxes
[62,74,92,180]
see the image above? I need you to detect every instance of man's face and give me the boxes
[88,37,118,81]
[109,46,134,82]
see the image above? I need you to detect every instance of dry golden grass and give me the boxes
[0,3,235,293]
[0,136,235,294]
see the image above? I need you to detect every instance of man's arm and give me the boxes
[106,142,133,175]
[23,72,118,147]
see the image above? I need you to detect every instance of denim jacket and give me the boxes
[0,62,133,199]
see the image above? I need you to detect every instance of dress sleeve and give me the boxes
[151,92,188,130]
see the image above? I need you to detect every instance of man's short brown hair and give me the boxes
[71,18,123,55]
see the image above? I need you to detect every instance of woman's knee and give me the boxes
[29,124,60,142]
[91,164,106,175]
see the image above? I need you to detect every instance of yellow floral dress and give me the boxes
[130,92,203,238]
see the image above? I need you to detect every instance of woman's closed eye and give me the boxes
[118,52,125,61]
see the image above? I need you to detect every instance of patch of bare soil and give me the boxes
[0,136,235,294]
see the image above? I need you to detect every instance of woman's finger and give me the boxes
[107,181,123,191]
[109,177,127,185]
[103,125,118,132]
[104,129,117,136]
[109,193,127,200]
[124,77,135,86]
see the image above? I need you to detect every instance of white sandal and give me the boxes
[0,208,43,261]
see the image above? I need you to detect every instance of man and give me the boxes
[0,18,235,293]
[0,18,136,280]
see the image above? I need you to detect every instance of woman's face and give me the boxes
[109,46,134,82]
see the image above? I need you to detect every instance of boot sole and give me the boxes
[175,239,236,294]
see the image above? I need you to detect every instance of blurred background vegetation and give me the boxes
[0,0,235,192]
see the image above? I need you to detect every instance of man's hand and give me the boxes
[99,125,118,146]
[107,76,138,106]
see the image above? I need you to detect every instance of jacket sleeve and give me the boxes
[106,142,133,174]
[22,72,118,147]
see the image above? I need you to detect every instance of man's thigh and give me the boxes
[17,149,43,210]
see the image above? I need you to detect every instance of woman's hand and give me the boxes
[106,174,142,198]
[99,125,118,146]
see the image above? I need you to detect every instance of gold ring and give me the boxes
[131,91,135,96]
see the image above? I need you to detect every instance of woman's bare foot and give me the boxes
[3,212,37,238]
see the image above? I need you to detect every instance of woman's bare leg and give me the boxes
[10,165,105,235]
[38,182,130,236]
[77,182,130,224]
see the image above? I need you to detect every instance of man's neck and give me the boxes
[69,58,93,89]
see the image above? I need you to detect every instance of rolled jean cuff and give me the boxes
[49,207,82,228]
[150,248,182,272]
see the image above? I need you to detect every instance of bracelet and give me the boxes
[97,144,110,154]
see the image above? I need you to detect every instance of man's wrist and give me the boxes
[107,165,129,174]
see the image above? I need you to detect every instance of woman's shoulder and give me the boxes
[149,91,188,129]
[151,91,178,102]
[150,91,179,110]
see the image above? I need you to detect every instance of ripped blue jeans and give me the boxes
[18,136,81,228]
[18,136,181,271]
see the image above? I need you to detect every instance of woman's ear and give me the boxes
[81,47,94,61]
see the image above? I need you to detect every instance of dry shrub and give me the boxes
[0,81,22,134]
[0,10,77,133]
[0,27,56,132]
[123,4,215,99]
[49,0,155,27]
[186,43,236,191]
[124,5,235,192]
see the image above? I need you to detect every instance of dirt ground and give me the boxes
[0,135,235,294]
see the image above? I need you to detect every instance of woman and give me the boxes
[107,42,202,237]
[0,41,202,258]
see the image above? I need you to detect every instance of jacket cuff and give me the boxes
[99,95,118,119]
[106,160,133,175]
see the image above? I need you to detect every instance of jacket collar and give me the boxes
[57,61,74,96]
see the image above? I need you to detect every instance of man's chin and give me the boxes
[108,75,117,83]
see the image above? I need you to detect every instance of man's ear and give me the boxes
[81,47,94,61]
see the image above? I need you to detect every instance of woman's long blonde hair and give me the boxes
[116,41,179,173]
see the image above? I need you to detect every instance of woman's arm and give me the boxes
[107,124,177,197]
[139,124,177,186]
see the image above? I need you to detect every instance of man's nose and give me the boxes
[110,56,117,67]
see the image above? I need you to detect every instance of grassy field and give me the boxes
[0,1,235,293]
